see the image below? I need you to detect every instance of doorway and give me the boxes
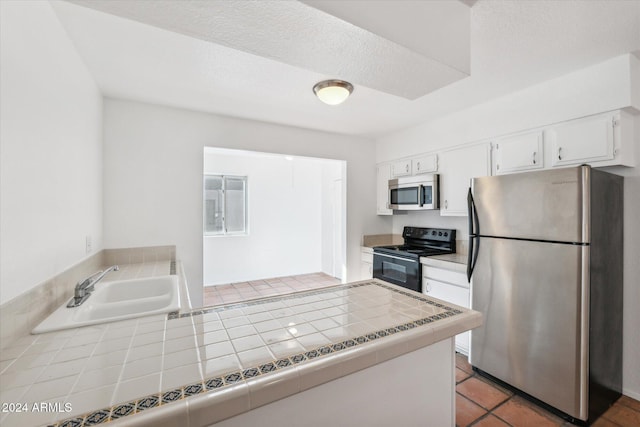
[202,147,346,293]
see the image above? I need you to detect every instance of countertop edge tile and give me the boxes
[187,382,250,427]
[108,397,189,427]
[11,278,483,427]
[246,364,300,409]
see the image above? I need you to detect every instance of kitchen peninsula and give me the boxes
[0,262,481,427]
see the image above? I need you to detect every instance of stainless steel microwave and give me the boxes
[388,174,440,210]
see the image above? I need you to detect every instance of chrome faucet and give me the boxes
[67,265,119,307]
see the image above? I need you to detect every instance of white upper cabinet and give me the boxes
[390,159,412,177]
[412,154,438,174]
[439,143,491,216]
[376,163,393,215]
[378,110,632,217]
[494,131,544,175]
[546,113,616,167]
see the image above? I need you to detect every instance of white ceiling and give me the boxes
[51,0,640,138]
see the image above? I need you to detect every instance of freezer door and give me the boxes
[471,166,589,243]
[470,237,589,420]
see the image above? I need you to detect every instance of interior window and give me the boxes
[204,175,248,235]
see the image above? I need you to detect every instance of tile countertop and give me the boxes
[0,272,481,427]
[361,234,403,249]
[421,254,468,272]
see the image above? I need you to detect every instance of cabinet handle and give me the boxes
[444,200,448,209]
[425,282,431,293]
[417,161,421,170]
[532,151,536,165]
[406,164,409,173]
[558,147,562,161]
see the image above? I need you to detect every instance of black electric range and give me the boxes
[373,227,456,292]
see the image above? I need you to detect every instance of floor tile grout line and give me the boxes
[482,398,515,426]
[454,359,567,427]
[467,409,514,427]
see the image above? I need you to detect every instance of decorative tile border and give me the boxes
[168,280,461,320]
[52,281,462,427]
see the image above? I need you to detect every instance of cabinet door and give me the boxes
[376,163,392,215]
[423,266,468,289]
[391,159,412,177]
[494,132,543,175]
[422,277,470,354]
[412,154,438,174]
[547,114,616,167]
[361,251,373,279]
[360,262,373,279]
[439,143,491,216]
[423,279,469,308]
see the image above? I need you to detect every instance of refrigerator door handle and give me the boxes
[468,236,480,283]
[467,188,480,282]
[470,187,480,236]
[467,237,474,282]
[467,187,475,283]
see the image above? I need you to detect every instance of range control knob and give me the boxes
[444,232,448,237]
[438,231,443,236]
[431,231,436,235]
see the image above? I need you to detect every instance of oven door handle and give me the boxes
[374,253,419,263]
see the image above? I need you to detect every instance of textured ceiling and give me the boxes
[65,0,470,100]
[51,0,640,137]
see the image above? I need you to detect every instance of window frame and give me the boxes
[203,174,248,236]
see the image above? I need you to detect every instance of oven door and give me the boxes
[373,252,421,292]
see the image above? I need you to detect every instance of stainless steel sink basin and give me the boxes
[32,275,180,334]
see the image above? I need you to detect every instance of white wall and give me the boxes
[203,150,343,285]
[0,1,103,305]
[377,54,636,162]
[320,161,344,278]
[103,98,384,307]
[376,53,640,399]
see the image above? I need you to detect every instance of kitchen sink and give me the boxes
[32,275,180,334]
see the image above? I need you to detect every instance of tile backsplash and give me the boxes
[103,246,175,266]
[0,246,176,350]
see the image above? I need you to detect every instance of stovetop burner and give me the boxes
[373,227,456,259]
[374,245,450,258]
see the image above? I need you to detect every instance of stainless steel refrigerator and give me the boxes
[467,165,623,423]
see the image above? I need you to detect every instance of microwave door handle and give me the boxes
[418,184,424,207]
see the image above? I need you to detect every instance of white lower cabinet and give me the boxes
[422,264,470,355]
[361,249,373,279]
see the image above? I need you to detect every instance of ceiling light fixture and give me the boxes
[313,79,353,105]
